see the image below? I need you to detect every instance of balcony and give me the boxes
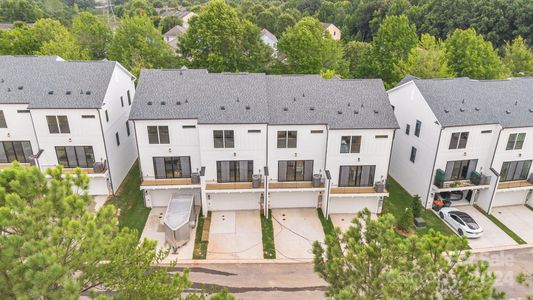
[269,181,324,189]
[497,180,533,190]
[330,186,387,194]
[433,169,491,191]
[0,162,30,170]
[141,178,196,187]
[63,167,106,175]
[205,182,264,190]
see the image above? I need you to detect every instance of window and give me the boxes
[414,120,421,137]
[147,126,169,144]
[216,160,253,182]
[17,110,29,113]
[115,132,120,146]
[125,121,130,136]
[405,124,410,135]
[0,111,6,128]
[120,96,124,107]
[338,165,375,187]
[444,159,478,181]
[47,116,70,134]
[153,156,191,179]
[500,160,532,182]
[278,160,313,181]
[105,110,109,122]
[506,133,526,150]
[183,125,196,129]
[0,141,33,163]
[248,129,261,133]
[311,130,324,134]
[340,136,361,153]
[410,147,417,163]
[375,135,388,139]
[481,130,492,134]
[127,90,131,106]
[277,131,297,148]
[449,132,469,149]
[55,146,95,168]
[213,130,234,148]
[82,115,95,119]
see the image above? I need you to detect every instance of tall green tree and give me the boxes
[179,0,271,73]
[0,0,43,22]
[109,15,176,77]
[445,28,508,79]
[344,41,372,78]
[313,210,504,299]
[71,12,112,59]
[502,36,533,77]
[0,23,38,55]
[0,164,229,299]
[277,16,346,75]
[400,33,452,79]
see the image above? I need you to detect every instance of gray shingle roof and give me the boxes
[400,77,533,128]
[164,25,187,38]
[130,69,399,129]
[0,55,118,109]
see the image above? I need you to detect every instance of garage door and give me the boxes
[208,193,261,211]
[146,189,201,207]
[493,190,529,207]
[328,196,379,214]
[269,191,319,208]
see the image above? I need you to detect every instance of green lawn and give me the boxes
[193,211,210,259]
[260,210,276,259]
[383,177,454,236]
[106,161,150,240]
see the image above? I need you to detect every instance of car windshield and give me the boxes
[455,212,479,230]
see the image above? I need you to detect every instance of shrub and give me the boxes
[412,195,423,218]
[398,207,414,232]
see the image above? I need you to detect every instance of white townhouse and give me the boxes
[130,69,398,217]
[0,55,138,197]
[388,76,533,213]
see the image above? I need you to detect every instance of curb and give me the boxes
[157,258,313,266]
[469,243,533,254]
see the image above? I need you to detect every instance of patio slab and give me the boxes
[140,207,196,262]
[492,206,533,243]
[207,210,263,260]
[330,213,377,233]
[272,208,325,260]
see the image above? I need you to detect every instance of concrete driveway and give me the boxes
[492,206,533,243]
[454,206,517,249]
[272,208,325,260]
[330,213,377,233]
[207,210,263,260]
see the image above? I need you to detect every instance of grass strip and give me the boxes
[260,210,276,259]
[193,211,210,259]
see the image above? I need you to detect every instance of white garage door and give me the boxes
[208,193,261,211]
[269,191,319,208]
[146,189,200,207]
[493,190,529,207]
[329,196,379,214]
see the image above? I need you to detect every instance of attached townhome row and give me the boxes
[0,56,138,197]
[130,69,398,217]
[389,76,533,214]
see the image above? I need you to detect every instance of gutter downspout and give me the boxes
[28,109,41,169]
[382,129,396,213]
[264,124,269,218]
[486,127,503,213]
[323,125,330,216]
[97,109,115,196]
[425,128,443,208]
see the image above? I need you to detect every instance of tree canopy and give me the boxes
[400,33,452,79]
[502,36,533,77]
[71,12,112,59]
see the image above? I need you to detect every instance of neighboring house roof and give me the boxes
[163,25,187,38]
[0,55,125,109]
[130,69,398,130]
[397,76,533,128]
[260,28,277,42]
[321,22,338,30]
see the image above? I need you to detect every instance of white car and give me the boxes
[438,207,484,238]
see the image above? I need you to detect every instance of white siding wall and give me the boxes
[0,104,39,160]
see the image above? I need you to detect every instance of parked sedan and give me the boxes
[439,208,484,238]
[436,191,464,202]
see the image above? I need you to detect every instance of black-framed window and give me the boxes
[340,136,361,153]
[0,111,6,128]
[148,126,169,144]
[500,160,532,182]
[414,120,421,137]
[277,131,297,148]
[115,132,120,146]
[410,147,417,163]
[120,96,124,107]
[55,146,95,168]
[153,156,191,179]
[126,121,130,136]
[506,133,526,150]
[105,110,109,122]
[449,132,469,149]
[338,165,375,187]
[405,124,410,135]
[127,90,131,106]
[444,159,478,181]
[0,141,33,163]
[216,160,253,182]
[213,130,234,148]
[47,115,70,134]
[278,160,313,181]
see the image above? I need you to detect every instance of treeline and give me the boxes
[1,0,532,88]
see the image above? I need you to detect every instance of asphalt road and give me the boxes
[176,247,533,299]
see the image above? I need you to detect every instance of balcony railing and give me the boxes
[141,178,194,187]
[269,181,324,189]
[0,162,31,170]
[205,182,263,190]
[433,169,490,189]
[497,180,533,190]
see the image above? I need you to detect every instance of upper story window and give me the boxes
[444,159,477,181]
[55,146,95,168]
[115,132,120,146]
[153,156,191,179]
[105,110,109,122]
[148,126,169,144]
[338,165,375,187]
[127,90,132,106]
[126,121,130,136]
[449,132,469,149]
[120,96,124,107]
[0,141,33,163]
[278,160,313,181]
[500,160,532,182]
[216,160,253,182]
[0,111,7,128]
[47,116,70,134]
[410,147,417,163]
[277,131,297,148]
[405,124,410,135]
[340,136,361,153]
[213,130,234,148]
[506,133,526,150]
[414,120,421,137]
